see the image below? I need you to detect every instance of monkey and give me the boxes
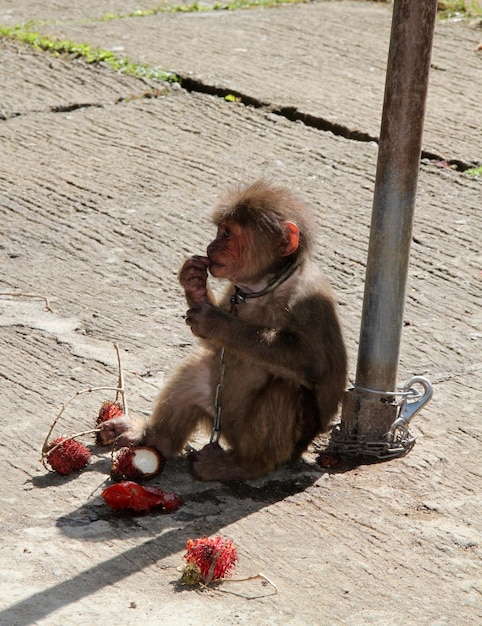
[100,180,347,481]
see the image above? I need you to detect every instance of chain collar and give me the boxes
[230,261,299,308]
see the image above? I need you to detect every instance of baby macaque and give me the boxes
[101,180,347,481]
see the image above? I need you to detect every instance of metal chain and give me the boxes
[351,382,424,399]
[210,349,226,444]
[209,294,238,444]
[208,264,300,444]
[330,423,416,459]
[329,376,432,459]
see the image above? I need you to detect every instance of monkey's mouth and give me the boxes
[208,261,225,275]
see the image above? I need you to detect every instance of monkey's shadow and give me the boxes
[50,455,324,537]
[4,455,329,625]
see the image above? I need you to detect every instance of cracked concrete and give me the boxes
[0,2,481,625]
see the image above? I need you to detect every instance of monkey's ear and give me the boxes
[279,221,300,256]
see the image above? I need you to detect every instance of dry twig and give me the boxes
[41,343,127,468]
[0,291,54,311]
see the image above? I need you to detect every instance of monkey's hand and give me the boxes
[185,303,225,339]
[98,415,145,447]
[179,256,211,307]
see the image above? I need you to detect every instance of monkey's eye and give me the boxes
[222,227,232,238]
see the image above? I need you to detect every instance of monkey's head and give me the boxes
[207,180,314,283]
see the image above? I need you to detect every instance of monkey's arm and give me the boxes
[179,255,216,307]
[186,298,334,387]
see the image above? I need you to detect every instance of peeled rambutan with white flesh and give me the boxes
[95,401,124,445]
[46,437,91,475]
[111,446,164,482]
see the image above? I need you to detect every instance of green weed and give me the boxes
[98,0,308,22]
[464,165,482,178]
[437,0,482,19]
[0,25,178,83]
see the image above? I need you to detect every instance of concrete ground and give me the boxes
[0,1,480,625]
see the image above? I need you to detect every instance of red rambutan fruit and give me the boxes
[183,536,238,583]
[110,446,164,482]
[46,437,91,475]
[95,401,124,445]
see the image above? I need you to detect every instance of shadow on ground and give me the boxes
[3,457,323,625]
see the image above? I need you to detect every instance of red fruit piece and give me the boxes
[95,401,124,445]
[157,490,183,512]
[111,446,164,482]
[317,452,344,469]
[47,437,91,475]
[101,481,182,513]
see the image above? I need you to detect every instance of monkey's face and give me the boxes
[207,220,284,286]
[207,221,249,281]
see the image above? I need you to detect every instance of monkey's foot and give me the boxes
[188,443,252,482]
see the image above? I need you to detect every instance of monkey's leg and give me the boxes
[189,443,253,482]
[189,440,284,482]
[190,379,301,481]
[144,353,215,458]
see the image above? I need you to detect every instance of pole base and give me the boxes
[329,422,416,461]
[327,376,433,461]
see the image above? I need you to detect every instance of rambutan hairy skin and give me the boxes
[184,536,238,582]
[47,437,91,475]
[110,446,164,482]
[110,447,142,482]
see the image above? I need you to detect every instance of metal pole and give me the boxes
[336,0,436,454]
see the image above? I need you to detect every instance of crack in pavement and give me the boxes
[0,29,477,173]
[2,70,476,173]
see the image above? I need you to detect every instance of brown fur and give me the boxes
[100,180,347,481]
